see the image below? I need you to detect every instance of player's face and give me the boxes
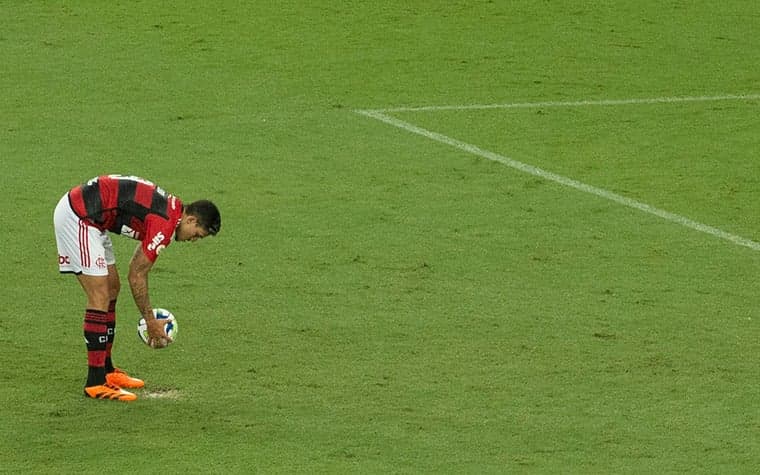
[175,215,210,242]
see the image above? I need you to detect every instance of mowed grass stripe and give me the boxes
[355,107,760,251]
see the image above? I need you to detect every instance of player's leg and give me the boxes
[77,273,111,385]
[103,260,145,389]
[76,266,137,401]
[104,237,119,374]
[77,273,136,401]
[104,265,119,374]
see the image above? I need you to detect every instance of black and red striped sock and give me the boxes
[84,309,109,387]
[105,300,116,373]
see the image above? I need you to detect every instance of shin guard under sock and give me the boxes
[105,300,117,373]
[84,309,109,387]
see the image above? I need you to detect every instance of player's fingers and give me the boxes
[150,336,169,349]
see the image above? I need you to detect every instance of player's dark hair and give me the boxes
[186,200,221,235]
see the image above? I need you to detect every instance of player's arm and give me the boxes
[128,244,170,347]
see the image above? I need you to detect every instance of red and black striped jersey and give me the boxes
[68,175,183,262]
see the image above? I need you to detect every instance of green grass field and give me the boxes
[2,1,760,473]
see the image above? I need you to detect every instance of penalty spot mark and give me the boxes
[142,389,181,400]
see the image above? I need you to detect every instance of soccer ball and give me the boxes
[137,308,178,346]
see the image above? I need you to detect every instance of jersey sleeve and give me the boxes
[141,215,176,262]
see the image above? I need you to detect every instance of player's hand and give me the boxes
[146,317,173,349]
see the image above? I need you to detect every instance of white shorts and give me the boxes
[54,194,116,276]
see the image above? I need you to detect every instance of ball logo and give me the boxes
[147,232,165,252]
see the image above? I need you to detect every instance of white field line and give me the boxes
[354,106,760,251]
[370,93,760,113]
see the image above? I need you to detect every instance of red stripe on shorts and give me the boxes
[79,220,90,268]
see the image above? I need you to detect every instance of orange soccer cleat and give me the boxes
[84,383,137,401]
[106,368,145,389]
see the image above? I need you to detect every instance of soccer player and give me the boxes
[53,175,221,401]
